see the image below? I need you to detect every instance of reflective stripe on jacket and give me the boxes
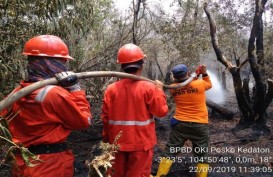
[3,81,92,147]
[102,79,168,151]
[108,118,154,126]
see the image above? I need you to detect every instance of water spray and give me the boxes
[205,70,226,105]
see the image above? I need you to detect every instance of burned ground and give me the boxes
[71,93,273,177]
[1,93,273,177]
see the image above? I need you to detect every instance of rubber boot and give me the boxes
[155,158,173,177]
[196,163,209,177]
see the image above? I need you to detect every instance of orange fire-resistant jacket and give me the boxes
[170,76,212,124]
[1,81,91,177]
[3,81,92,147]
[102,79,168,151]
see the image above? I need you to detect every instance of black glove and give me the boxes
[55,71,81,92]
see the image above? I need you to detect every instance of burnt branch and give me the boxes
[203,2,233,69]
[154,57,164,79]
[238,59,249,69]
[206,99,235,120]
[234,49,240,67]
[181,0,191,25]
[132,0,142,44]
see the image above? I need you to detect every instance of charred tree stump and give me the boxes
[206,99,235,120]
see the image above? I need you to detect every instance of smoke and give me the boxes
[205,70,226,105]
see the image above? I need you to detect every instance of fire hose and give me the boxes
[0,71,197,111]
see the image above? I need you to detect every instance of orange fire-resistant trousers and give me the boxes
[110,148,153,177]
[12,150,74,177]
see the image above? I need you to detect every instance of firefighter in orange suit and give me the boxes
[101,43,168,177]
[0,35,92,177]
[154,64,212,177]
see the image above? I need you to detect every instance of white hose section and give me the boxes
[0,71,195,111]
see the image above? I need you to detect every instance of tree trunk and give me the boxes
[206,99,235,120]
[132,0,141,44]
[221,70,226,90]
[164,61,174,85]
[247,0,268,128]
[203,0,273,131]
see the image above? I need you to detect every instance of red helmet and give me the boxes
[117,43,145,64]
[22,35,73,60]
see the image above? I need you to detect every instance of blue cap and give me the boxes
[172,64,188,78]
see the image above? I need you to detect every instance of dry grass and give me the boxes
[86,131,122,177]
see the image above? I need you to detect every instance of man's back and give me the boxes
[102,78,168,151]
[170,77,212,123]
